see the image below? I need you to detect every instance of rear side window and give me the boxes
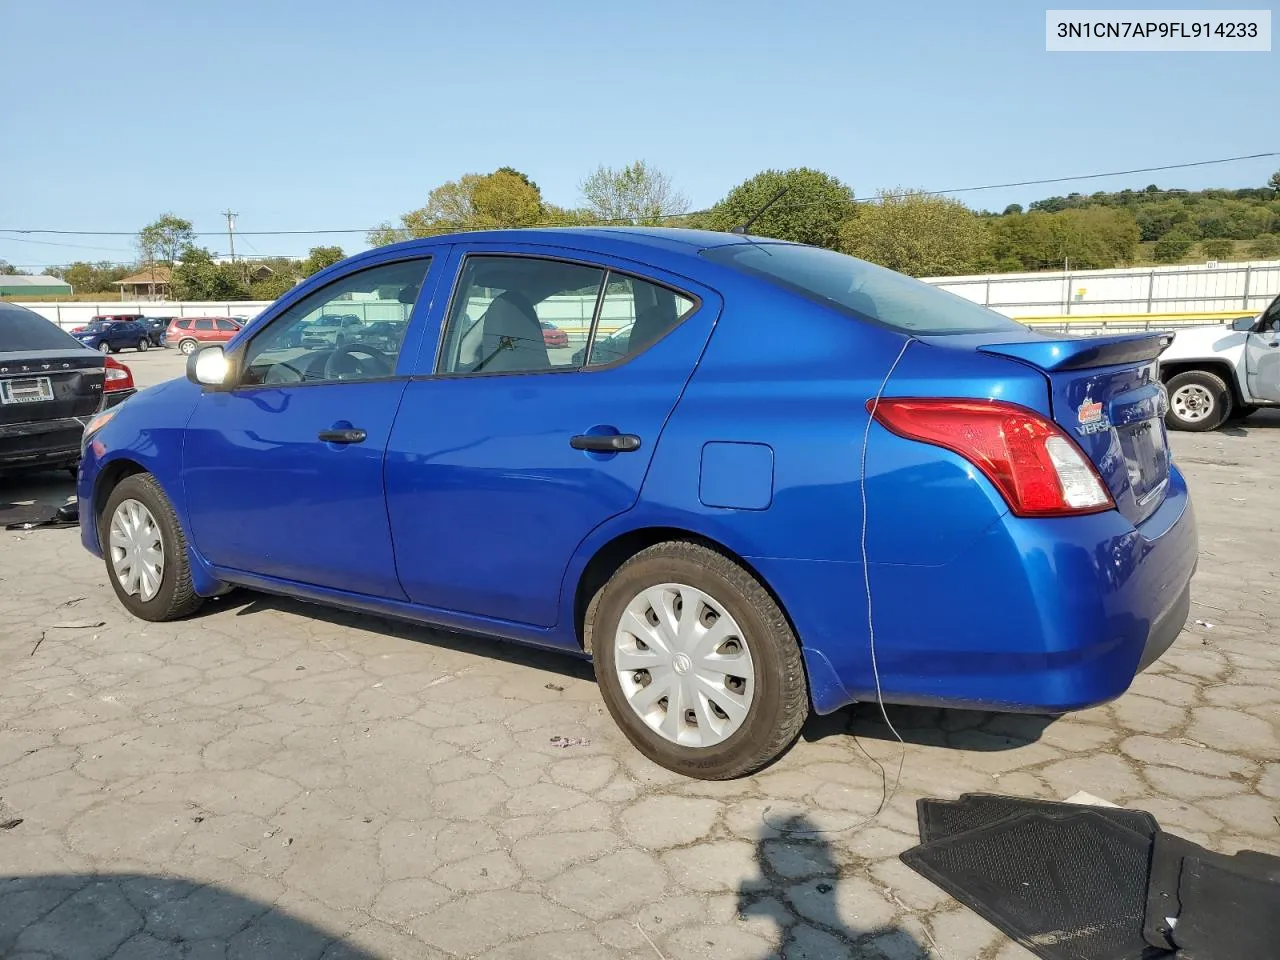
[0,304,83,351]
[702,243,1024,336]
[586,275,695,368]
[195,319,214,331]
[438,257,605,375]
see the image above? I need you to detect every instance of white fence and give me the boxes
[14,258,1280,334]
[924,259,1280,318]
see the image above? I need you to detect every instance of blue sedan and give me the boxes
[76,228,1197,779]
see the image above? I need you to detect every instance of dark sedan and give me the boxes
[1,303,136,474]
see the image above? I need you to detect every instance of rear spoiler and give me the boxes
[977,332,1174,372]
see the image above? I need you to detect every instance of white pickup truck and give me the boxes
[1158,292,1280,431]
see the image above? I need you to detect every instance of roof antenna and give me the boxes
[731,186,789,235]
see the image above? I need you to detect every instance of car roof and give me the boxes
[371,226,787,264]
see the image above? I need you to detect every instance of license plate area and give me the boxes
[0,376,54,404]
[1118,418,1170,505]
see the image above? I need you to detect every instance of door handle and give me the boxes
[318,427,367,444]
[570,433,641,452]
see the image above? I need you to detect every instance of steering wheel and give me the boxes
[322,343,393,380]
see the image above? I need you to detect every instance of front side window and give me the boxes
[586,275,695,368]
[240,257,430,387]
[702,243,1025,336]
[437,257,604,375]
[215,319,238,332]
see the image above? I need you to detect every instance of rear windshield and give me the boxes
[702,243,1025,336]
[0,304,85,352]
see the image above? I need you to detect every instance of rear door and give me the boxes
[1244,298,1280,403]
[385,245,721,627]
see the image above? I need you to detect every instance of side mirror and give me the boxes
[1231,315,1257,332]
[187,345,232,389]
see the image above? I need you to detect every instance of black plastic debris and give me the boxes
[904,794,1280,960]
[902,810,1159,960]
[917,793,1158,845]
[3,500,79,531]
[1144,830,1280,955]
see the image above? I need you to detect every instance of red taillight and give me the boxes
[103,356,135,393]
[869,398,1115,517]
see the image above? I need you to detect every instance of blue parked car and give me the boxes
[72,318,152,354]
[76,228,1196,778]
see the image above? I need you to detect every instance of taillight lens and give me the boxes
[103,356,135,393]
[869,398,1114,517]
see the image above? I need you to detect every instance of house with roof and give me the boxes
[114,265,172,300]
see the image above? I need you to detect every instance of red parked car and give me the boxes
[165,316,242,355]
[540,321,569,348]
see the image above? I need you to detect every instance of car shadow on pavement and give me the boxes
[802,702,1058,752]
[0,469,77,523]
[737,813,930,958]
[228,591,597,684]
[0,873,374,960]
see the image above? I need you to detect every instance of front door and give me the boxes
[1244,298,1280,403]
[385,248,721,628]
[182,254,438,597]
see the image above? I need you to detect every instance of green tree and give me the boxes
[579,160,688,225]
[1002,203,1023,215]
[369,169,548,246]
[1152,231,1195,263]
[706,168,854,247]
[138,213,196,265]
[839,188,989,276]
[301,246,345,276]
[48,261,128,292]
[1200,239,1234,260]
[1268,170,1280,192]
[172,247,249,300]
[1245,235,1280,259]
[0,260,28,275]
[989,208,1139,270]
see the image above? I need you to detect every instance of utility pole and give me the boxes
[223,210,238,262]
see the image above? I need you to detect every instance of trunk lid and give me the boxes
[976,332,1173,525]
[0,349,105,426]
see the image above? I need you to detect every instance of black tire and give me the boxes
[137,338,149,352]
[179,339,198,356]
[1228,404,1260,421]
[1165,370,1233,432]
[593,541,808,779]
[100,473,203,622]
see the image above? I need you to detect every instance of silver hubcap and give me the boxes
[614,583,755,748]
[109,499,164,601]
[98,342,110,353]
[1172,384,1214,422]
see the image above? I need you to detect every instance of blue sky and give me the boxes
[2,0,1275,269]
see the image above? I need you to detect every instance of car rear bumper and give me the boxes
[0,417,86,470]
[752,465,1198,715]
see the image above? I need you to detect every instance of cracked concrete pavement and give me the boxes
[1,351,1277,959]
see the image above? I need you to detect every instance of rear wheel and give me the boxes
[179,339,198,356]
[593,541,808,779]
[1165,370,1232,432]
[101,474,203,621]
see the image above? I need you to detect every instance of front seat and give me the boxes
[474,291,549,373]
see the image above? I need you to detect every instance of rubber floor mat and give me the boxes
[901,810,1165,960]
[1173,856,1280,960]
[916,793,1160,844]
[1143,831,1280,952]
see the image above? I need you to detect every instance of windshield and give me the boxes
[702,243,1025,336]
[0,304,88,352]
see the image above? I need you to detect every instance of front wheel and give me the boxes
[137,338,149,352]
[101,473,203,621]
[593,541,809,779]
[179,339,198,356]
[98,342,111,354]
[1165,370,1233,432]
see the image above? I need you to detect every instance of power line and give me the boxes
[0,151,1274,239]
